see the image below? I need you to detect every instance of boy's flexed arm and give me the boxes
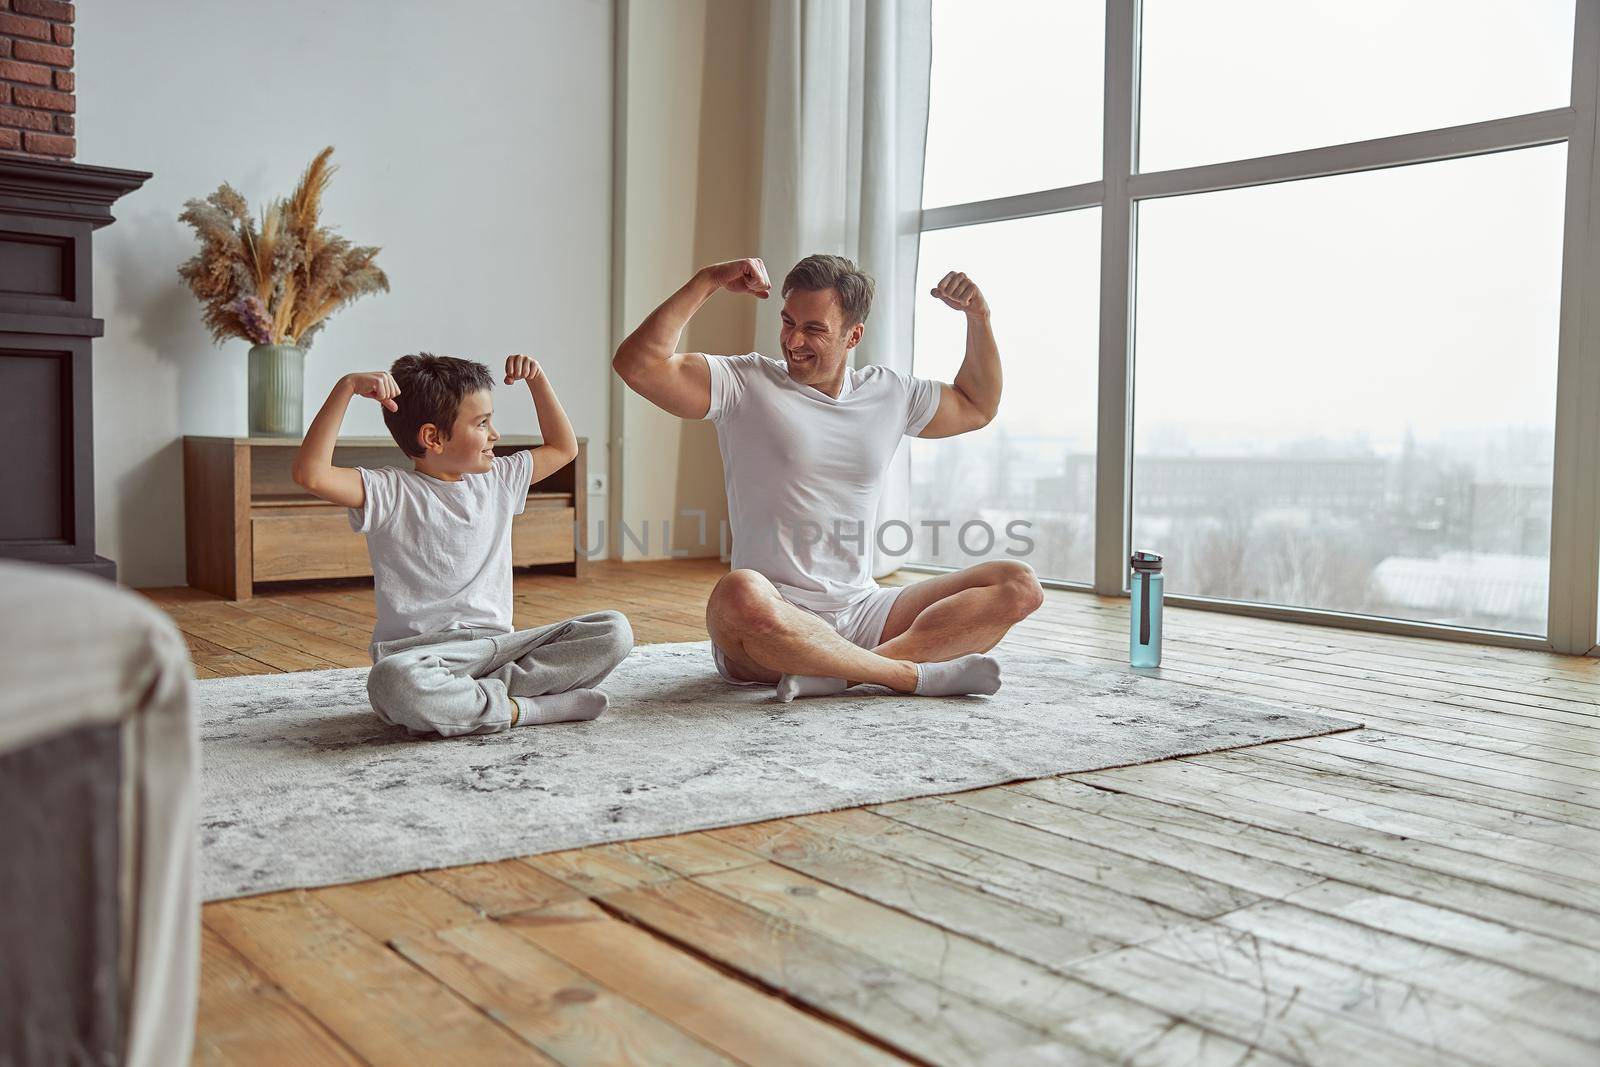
[503,354,579,487]
[291,372,399,508]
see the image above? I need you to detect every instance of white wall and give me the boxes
[613,0,763,560]
[77,0,613,587]
[615,0,710,561]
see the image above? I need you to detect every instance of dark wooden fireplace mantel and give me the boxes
[0,157,150,580]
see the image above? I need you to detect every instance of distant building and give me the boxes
[1036,453,1389,518]
[1468,479,1551,556]
[1371,552,1547,632]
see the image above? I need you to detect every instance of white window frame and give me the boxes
[912,0,1600,656]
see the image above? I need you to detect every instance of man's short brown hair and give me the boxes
[782,253,875,327]
[384,353,494,458]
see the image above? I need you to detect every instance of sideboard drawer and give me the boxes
[513,506,576,566]
[253,512,370,582]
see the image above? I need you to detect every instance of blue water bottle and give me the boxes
[1130,551,1164,667]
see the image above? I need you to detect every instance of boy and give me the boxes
[292,352,632,737]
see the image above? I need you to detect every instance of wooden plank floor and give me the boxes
[144,559,1600,1066]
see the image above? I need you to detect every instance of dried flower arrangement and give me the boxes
[177,146,389,350]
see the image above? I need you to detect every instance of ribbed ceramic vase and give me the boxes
[247,343,306,437]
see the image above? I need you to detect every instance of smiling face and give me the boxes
[418,388,500,478]
[779,287,864,394]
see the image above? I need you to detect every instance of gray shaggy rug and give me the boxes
[195,640,1358,900]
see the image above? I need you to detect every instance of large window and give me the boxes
[921,1,1103,208]
[908,211,1101,584]
[911,1,1596,650]
[1139,1,1576,173]
[909,0,1105,584]
[1131,146,1566,635]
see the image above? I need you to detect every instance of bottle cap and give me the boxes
[1130,550,1164,573]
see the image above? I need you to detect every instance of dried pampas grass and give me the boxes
[178,146,389,349]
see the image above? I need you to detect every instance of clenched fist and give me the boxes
[504,353,544,385]
[346,371,400,412]
[931,271,988,317]
[705,258,771,299]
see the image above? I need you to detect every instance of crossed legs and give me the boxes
[367,610,634,736]
[872,559,1047,660]
[705,560,1044,695]
[706,571,920,691]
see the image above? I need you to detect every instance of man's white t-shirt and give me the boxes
[347,448,533,658]
[703,353,941,613]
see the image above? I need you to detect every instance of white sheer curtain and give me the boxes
[757,0,933,576]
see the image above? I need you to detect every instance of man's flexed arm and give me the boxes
[612,258,771,419]
[291,372,399,507]
[917,271,1001,439]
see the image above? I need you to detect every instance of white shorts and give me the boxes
[711,584,905,686]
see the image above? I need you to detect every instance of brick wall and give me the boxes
[0,0,73,159]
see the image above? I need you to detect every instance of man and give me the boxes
[613,253,1043,701]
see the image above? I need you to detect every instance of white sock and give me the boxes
[512,689,608,726]
[774,674,851,703]
[913,655,1002,697]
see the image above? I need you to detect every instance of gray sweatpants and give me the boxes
[365,610,633,737]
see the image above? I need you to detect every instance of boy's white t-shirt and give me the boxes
[347,448,533,658]
[702,353,942,613]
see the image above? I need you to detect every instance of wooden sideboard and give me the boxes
[183,435,586,600]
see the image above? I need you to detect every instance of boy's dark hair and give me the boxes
[782,253,875,327]
[384,353,494,458]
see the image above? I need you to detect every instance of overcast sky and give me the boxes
[913,1,1576,455]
